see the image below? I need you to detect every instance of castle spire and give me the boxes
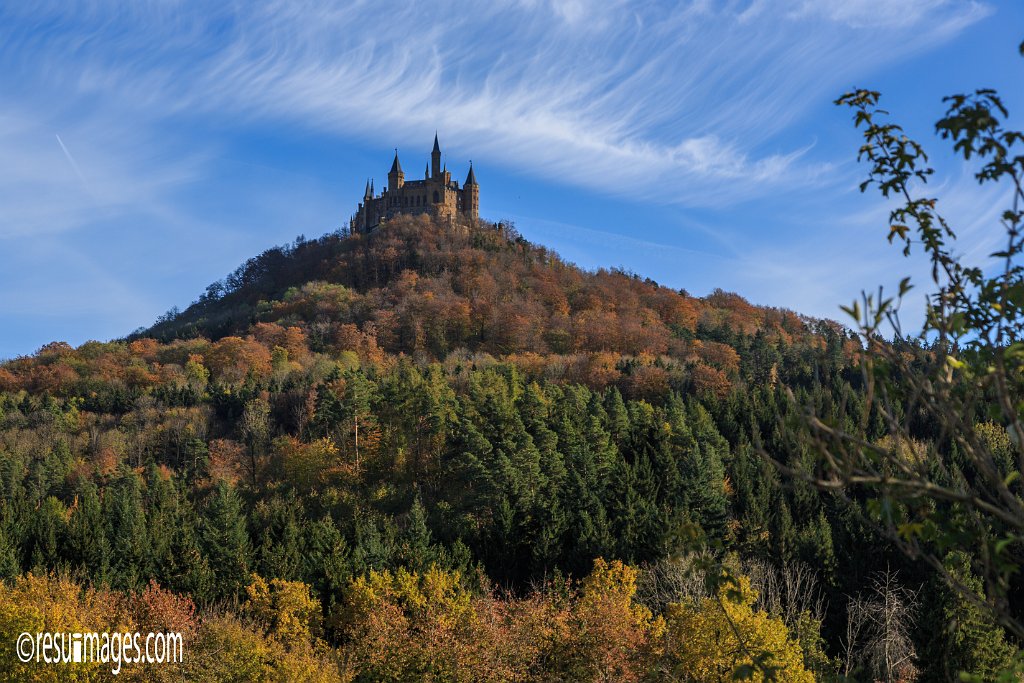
[431,133,441,178]
[465,161,477,186]
[364,178,372,199]
[425,163,429,180]
[388,148,404,191]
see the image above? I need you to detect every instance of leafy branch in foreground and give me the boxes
[770,55,1024,649]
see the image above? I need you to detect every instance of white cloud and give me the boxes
[794,0,989,29]
[0,106,204,239]
[0,0,989,208]
[0,0,1002,357]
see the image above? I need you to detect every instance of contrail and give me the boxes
[55,133,88,186]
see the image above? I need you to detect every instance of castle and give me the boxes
[351,134,479,234]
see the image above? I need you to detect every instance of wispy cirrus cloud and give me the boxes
[0,106,204,239]
[0,0,1003,357]
[0,0,990,208]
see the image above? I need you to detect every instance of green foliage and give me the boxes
[202,481,253,602]
[0,200,1013,677]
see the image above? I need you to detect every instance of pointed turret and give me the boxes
[388,149,404,191]
[463,160,479,220]
[364,178,372,199]
[425,163,429,180]
[431,133,441,178]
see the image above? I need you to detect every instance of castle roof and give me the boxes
[465,162,477,186]
[432,133,440,154]
[390,151,402,175]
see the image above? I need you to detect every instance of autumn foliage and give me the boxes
[1,216,990,680]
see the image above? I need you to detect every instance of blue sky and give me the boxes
[0,1,1021,359]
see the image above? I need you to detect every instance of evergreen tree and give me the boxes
[105,473,151,589]
[201,481,252,602]
[303,514,350,606]
[400,493,434,571]
[253,496,304,581]
[64,480,110,582]
[920,552,1017,682]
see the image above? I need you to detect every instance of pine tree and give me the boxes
[401,493,434,571]
[303,514,350,604]
[105,473,151,589]
[350,513,394,574]
[922,552,1017,681]
[64,480,110,582]
[201,481,252,602]
[0,526,20,581]
[144,464,178,584]
[253,496,304,581]
[676,400,729,542]
[603,387,630,448]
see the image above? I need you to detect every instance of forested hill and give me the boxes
[137,213,850,398]
[1,214,1009,680]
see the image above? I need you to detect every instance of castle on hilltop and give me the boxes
[351,134,479,234]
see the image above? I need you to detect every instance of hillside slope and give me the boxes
[0,215,946,680]
[124,214,846,398]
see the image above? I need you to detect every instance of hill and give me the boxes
[1,215,1001,680]
[3,214,849,403]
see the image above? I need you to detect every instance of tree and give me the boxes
[778,44,1024,645]
[843,569,919,683]
[653,574,814,682]
[919,551,1017,682]
[202,481,252,602]
[400,493,434,571]
[568,558,657,682]
[64,480,110,582]
[105,472,151,589]
[244,574,323,645]
[240,397,271,487]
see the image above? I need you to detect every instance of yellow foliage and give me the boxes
[188,613,275,683]
[339,559,663,683]
[0,573,129,681]
[276,436,343,489]
[244,575,323,645]
[656,575,814,683]
[571,558,661,682]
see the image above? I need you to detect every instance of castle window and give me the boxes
[433,191,439,204]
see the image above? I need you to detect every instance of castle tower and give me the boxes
[431,133,441,178]
[388,150,404,191]
[351,135,479,234]
[361,179,371,227]
[463,162,479,220]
